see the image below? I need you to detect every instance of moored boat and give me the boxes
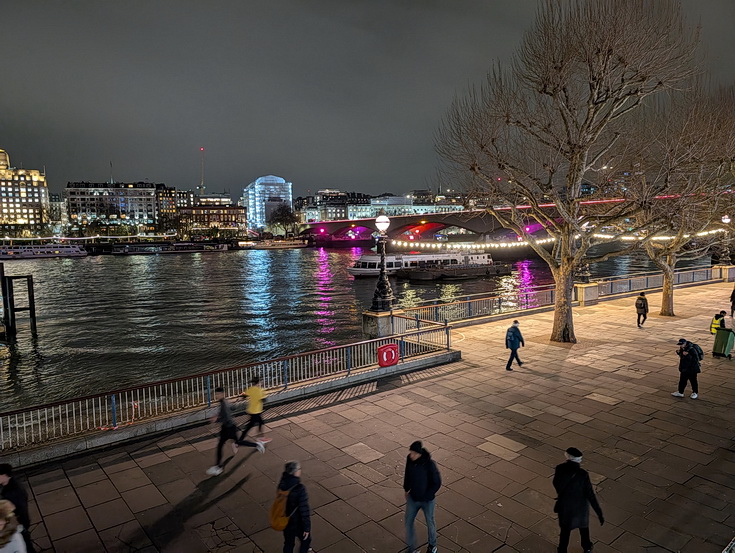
[0,244,88,259]
[348,250,497,277]
[250,239,309,250]
[395,263,512,281]
[111,242,228,255]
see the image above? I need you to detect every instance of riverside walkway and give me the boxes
[9,281,735,553]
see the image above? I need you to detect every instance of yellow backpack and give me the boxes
[269,485,297,531]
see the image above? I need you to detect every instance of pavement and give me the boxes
[6,281,735,553]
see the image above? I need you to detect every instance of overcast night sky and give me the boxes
[1,1,733,198]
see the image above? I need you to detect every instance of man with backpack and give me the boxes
[672,338,703,399]
[635,292,649,327]
[275,461,311,553]
[505,320,525,371]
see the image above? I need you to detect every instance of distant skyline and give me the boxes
[1,0,733,197]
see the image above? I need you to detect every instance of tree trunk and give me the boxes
[550,264,576,343]
[660,264,676,316]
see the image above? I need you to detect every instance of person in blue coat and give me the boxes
[505,320,525,371]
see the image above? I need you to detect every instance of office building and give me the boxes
[242,175,293,230]
[65,181,160,229]
[0,148,50,234]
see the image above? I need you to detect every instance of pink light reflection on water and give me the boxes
[514,259,543,309]
[313,247,337,347]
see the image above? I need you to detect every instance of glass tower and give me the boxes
[243,175,293,230]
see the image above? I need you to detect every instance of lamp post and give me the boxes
[722,215,731,264]
[370,212,396,311]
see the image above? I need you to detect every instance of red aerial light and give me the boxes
[497,178,502,181]
[200,147,204,151]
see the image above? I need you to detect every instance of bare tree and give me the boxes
[615,87,735,316]
[437,0,700,342]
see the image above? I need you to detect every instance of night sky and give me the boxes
[1,1,733,197]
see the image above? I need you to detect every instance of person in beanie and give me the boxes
[505,320,525,371]
[0,464,33,553]
[552,447,604,553]
[635,292,649,327]
[672,338,700,399]
[404,441,441,553]
[278,461,311,553]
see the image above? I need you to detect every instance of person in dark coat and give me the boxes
[278,461,311,553]
[0,464,34,553]
[635,292,649,327]
[505,320,525,371]
[552,447,604,553]
[672,338,700,399]
[404,440,441,553]
[730,286,735,318]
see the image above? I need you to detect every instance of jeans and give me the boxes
[678,371,699,394]
[637,313,647,325]
[240,413,264,439]
[506,348,522,369]
[405,496,436,550]
[283,526,311,553]
[558,526,591,553]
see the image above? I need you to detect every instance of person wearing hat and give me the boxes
[552,447,604,553]
[403,441,442,553]
[505,320,525,371]
[673,338,701,399]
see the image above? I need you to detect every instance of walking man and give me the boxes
[635,292,649,327]
[0,463,35,553]
[505,320,524,371]
[240,376,269,442]
[278,461,311,553]
[672,338,701,399]
[206,387,265,476]
[552,447,604,553]
[404,441,441,553]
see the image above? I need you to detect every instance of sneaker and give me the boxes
[506,367,513,371]
[231,443,239,455]
[671,391,684,397]
[258,437,273,443]
[256,441,266,453]
[690,393,698,399]
[206,465,223,476]
[426,546,438,553]
[518,361,524,366]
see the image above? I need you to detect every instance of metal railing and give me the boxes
[402,284,570,323]
[0,326,452,451]
[597,267,716,297]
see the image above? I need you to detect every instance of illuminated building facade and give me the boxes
[0,148,50,234]
[178,205,247,232]
[65,181,161,229]
[242,175,292,230]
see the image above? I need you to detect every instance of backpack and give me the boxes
[691,343,704,362]
[635,298,645,309]
[269,485,297,531]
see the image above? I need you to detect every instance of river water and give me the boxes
[0,248,710,410]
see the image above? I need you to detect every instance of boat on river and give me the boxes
[0,244,88,259]
[111,242,228,255]
[348,250,498,277]
[250,239,309,250]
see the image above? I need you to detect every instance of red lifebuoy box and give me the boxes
[377,343,399,367]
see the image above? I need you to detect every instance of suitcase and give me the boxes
[712,327,734,359]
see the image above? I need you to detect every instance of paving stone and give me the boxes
[43,505,93,541]
[86,497,135,531]
[76,478,121,508]
[51,528,104,553]
[316,499,370,533]
[34,486,81,516]
[121,483,169,513]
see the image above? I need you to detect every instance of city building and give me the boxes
[48,193,69,233]
[178,205,247,234]
[242,175,293,230]
[175,190,195,209]
[64,181,161,230]
[0,148,50,234]
[196,193,233,206]
[155,184,178,232]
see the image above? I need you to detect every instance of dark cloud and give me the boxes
[0,0,732,196]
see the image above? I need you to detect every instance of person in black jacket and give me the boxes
[552,448,603,553]
[278,461,311,553]
[0,463,35,553]
[635,292,649,327]
[672,338,701,399]
[403,441,441,553]
[505,320,525,371]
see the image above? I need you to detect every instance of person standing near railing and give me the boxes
[505,320,525,371]
[206,387,265,477]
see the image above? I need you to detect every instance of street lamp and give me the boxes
[721,215,731,264]
[370,212,397,311]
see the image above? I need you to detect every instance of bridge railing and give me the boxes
[0,326,451,451]
[596,267,716,297]
[401,284,566,323]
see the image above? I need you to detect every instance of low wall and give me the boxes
[4,350,461,468]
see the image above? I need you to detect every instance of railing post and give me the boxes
[206,375,212,407]
[497,297,502,313]
[111,394,118,429]
[415,314,420,330]
[282,360,289,390]
[435,305,439,322]
[445,320,450,351]
[399,338,405,361]
[390,311,395,335]
[467,297,473,318]
[347,348,352,376]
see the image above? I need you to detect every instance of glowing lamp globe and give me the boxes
[723,215,731,224]
[375,215,391,233]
